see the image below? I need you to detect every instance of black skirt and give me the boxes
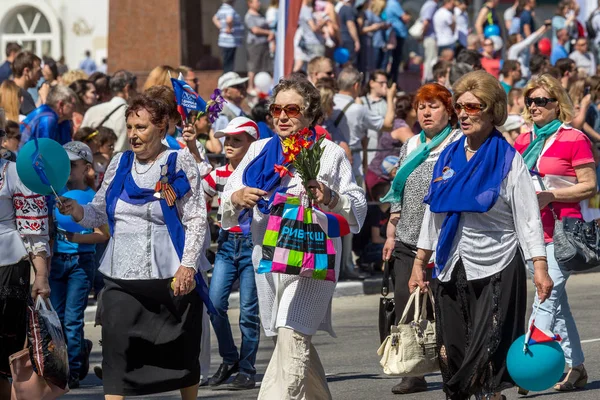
[435,255,526,400]
[0,259,31,377]
[101,277,202,396]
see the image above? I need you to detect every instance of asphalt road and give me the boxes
[69,272,600,399]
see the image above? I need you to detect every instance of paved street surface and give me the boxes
[70,273,600,399]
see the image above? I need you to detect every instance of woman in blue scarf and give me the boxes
[408,70,553,400]
[219,77,367,399]
[57,93,211,399]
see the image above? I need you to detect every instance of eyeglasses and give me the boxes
[374,80,388,86]
[269,104,305,118]
[525,97,557,108]
[454,102,485,115]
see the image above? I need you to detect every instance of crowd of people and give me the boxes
[1,0,600,399]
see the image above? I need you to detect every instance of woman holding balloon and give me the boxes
[408,71,553,400]
[475,0,500,43]
[0,121,50,398]
[57,93,213,399]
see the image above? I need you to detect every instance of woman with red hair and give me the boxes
[380,83,462,395]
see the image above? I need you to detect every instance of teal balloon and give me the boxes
[507,334,565,392]
[333,47,350,64]
[55,190,95,233]
[484,24,501,38]
[16,139,70,195]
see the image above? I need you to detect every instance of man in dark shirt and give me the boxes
[0,42,21,84]
[520,0,536,37]
[11,51,42,115]
[338,0,360,65]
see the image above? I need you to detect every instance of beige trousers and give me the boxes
[258,328,332,400]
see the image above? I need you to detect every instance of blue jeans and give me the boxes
[49,253,95,379]
[528,243,585,367]
[209,230,260,376]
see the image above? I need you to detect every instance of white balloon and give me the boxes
[490,35,503,52]
[254,72,273,94]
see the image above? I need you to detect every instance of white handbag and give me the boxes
[377,289,439,376]
[408,19,425,39]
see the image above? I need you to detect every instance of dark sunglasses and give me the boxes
[525,97,557,108]
[454,102,485,115]
[269,104,304,118]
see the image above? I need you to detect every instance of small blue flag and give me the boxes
[170,77,207,121]
[31,137,51,187]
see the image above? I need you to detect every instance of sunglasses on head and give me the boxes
[269,104,304,118]
[454,102,485,115]
[525,97,557,108]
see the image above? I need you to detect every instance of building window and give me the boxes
[2,7,54,57]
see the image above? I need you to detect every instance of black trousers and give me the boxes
[391,241,435,326]
[435,255,526,399]
[220,47,236,73]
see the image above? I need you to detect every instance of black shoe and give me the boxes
[391,377,427,395]
[68,377,80,389]
[208,362,239,387]
[228,373,256,390]
[93,365,103,380]
[79,339,93,380]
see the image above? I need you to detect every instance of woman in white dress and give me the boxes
[220,76,367,399]
[57,93,212,399]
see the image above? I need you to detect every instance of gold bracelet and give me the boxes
[532,256,547,263]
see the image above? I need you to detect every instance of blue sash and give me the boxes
[105,151,216,314]
[424,130,515,277]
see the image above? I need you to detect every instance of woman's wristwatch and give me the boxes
[325,189,339,209]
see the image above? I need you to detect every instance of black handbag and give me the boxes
[535,170,600,271]
[378,260,396,343]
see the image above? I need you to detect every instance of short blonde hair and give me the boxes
[143,65,178,91]
[522,74,574,124]
[61,69,88,86]
[452,70,508,126]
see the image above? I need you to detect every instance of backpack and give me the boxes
[587,9,600,40]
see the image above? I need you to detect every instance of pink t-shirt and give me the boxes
[515,126,595,242]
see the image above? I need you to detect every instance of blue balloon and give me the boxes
[55,190,96,233]
[484,24,501,38]
[16,139,70,195]
[333,47,351,65]
[507,334,565,392]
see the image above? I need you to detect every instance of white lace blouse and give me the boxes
[220,138,367,337]
[78,149,210,279]
[0,159,49,267]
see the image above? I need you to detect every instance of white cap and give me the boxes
[218,72,249,90]
[63,141,93,164]
[500,114,525,133]
[214,117,259,140]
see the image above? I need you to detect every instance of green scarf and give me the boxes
[522,119,562,169]
[381,124,453,204]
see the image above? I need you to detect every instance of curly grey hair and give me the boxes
[271,76,323,127]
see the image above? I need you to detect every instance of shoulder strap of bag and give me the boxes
[334,101,354,128]
[381,260,390,297]
[95,103,126,129]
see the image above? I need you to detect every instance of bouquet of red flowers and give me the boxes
[274,128,325,200]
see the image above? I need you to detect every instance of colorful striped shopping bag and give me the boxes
[257,192,339,282]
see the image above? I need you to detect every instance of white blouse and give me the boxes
[417,149,546,282]
[78,149,210,279]
[220,138,367,337]
[0,159,49,266]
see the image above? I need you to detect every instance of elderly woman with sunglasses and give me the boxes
[514,74,597,392]
[381,83,462,396]
[220,76,367,399]
[409,70,553,400]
